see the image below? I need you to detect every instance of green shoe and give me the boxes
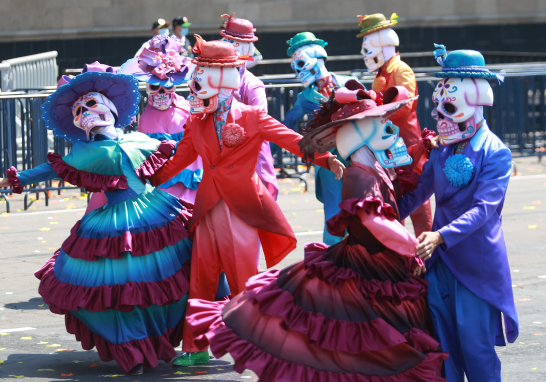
[173,351,210,367]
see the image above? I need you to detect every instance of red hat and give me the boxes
[191,35,250,67]
[219,13,258,42]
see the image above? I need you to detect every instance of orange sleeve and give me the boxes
[150,120,199,187]
[390,63,417,120]
[257,111,331,169]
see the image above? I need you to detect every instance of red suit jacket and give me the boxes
[152,99,331,268]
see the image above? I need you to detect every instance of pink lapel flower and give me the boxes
[221,123,246,148]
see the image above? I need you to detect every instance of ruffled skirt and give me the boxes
[35,188,193,372]
[187,239,448,381]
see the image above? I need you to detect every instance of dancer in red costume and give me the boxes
[184,81,447,381]
[358,13,432,236]
[150,36,344,366]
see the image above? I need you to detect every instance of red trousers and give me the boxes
[182,199,259,352]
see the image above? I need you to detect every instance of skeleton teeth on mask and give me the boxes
[431,77,493,145]
[72,92,118,140]
[146,83,176,111]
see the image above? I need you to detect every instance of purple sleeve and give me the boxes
[438,146,512,249]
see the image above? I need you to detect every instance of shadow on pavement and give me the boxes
[0,351,237,381]
[4,297,48,311]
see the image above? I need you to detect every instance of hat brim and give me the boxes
[298,96,417,158]
[433,70,499,79]
[287,39,327,57]
[119,57,188,86]
[191,58,246,67]
[41,71,140,142]
[220,30,258,42]
[356,21,397,37]
[181,22,191,27]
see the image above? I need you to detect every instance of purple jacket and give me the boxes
[398,124,518,345]
[234,69,278,200]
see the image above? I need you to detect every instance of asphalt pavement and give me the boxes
[0,156,545,381]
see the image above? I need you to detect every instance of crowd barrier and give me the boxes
[1,63,545,212]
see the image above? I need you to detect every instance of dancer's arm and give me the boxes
[151,121,199,187]
[0,164,59,193]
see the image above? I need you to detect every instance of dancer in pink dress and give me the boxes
[185,81,447,381]
[120,34,203,204]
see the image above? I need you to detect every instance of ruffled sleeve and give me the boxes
[134,140,177,183]
[48,153,128,192]
[327,197,423,271]
[407,128,437,163]
[6,166,24,194]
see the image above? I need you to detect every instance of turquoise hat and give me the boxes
[433,44,504,82]
[286,32,328,57]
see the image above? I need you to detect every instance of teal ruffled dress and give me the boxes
[8,131,219,371]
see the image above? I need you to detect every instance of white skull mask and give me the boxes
[72,92,118,140]
[221,37,254,71]
[146,83,176,111]
[432,77,493,145]
[361,28,399,72]
[291,44,329,88]
[187,65,240,114]
[336,118,412,168]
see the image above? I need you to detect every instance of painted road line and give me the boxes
[0,209,85,217]
[0,327,36,333]
[295,231,323,236]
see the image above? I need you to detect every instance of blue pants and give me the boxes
[427,259,501,382]
[315,166,344,245]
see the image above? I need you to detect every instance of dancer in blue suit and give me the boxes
[398,46,518,382]
[283,32,357,245]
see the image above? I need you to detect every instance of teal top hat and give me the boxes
[433,44,504,82]
[286,32,328,57]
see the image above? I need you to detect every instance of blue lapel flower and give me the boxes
[443,154,474,187]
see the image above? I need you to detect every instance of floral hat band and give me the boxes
[138,35,190,80]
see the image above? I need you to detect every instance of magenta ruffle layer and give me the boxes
[187,300,447,382]
[6,166,23,194]
[65,311,183,372]
[303,245,428,304]
[326,197,422,270]
[61,211,191,261]
[244,270,438,355]
[48,153,129,192]
[135,140,175,183]
[421,128,437,159]
[34,250,191,313]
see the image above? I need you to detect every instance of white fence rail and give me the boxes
[0,51,58,92]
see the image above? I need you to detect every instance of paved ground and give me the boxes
[0,156,545,381]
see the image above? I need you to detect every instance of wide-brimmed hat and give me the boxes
[356,13,398,38]
[119,34,190,86]
[173,16,191,28]
[433,44,504,82]
[298,80,417,156]
[286,32,327,57]
[42,62,140,142]
[219,13,258,42]
[191,34,250,67]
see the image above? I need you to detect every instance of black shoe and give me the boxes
[129,363,144,375]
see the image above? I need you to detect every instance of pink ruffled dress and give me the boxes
[185,160,448,381]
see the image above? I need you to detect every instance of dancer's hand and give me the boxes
[430,136,440,149]
[327,155,345,180]
[414,265,426,277]
[416,231,444,261]
[0,178,9,187]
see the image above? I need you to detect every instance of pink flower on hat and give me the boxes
[221,123,246,147]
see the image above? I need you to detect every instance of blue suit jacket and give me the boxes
[398,123,518,345]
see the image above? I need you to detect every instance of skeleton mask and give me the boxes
[361,28,399,72]
[221,37,254,71]
[146,83,176,111]
[432,77,493,145]
[188,65,240,114]
[291,44,329,88]
[336,118,412,168]
[72,92,118,140]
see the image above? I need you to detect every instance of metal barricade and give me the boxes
[0,51,58,93]
[1,65,546,212]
